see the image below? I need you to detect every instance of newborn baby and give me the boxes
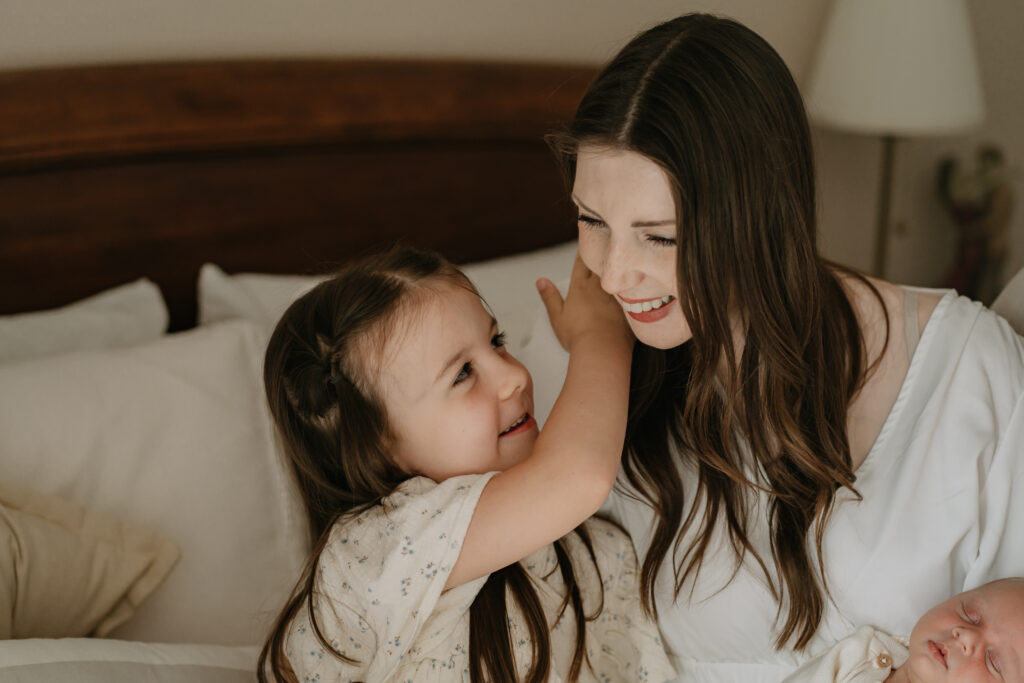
[783,577,1024,682]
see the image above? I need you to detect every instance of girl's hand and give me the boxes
[536,253,632,352]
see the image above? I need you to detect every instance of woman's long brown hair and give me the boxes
[257,246,598,682]
[549,13,887,650]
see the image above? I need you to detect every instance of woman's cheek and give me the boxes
[577,230,606,279]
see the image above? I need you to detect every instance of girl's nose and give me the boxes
[497,355,529,400]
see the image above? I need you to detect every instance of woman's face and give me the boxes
[573,146,691,349]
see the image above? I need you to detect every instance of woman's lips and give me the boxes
[624,297,676,323]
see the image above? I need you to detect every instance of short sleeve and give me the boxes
[284,472,496,682]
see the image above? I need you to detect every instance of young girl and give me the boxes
[257,246,675,682]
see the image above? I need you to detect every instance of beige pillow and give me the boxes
[0,320,308,645]
[0,481,179,639]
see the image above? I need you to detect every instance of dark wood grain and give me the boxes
[0,60,596,329]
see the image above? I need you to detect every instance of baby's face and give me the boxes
[904,579,1024,682]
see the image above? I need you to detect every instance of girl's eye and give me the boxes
[646,234,677,247]
[576,214,605,229]
[453,362,473,386]
[491,331,507,349]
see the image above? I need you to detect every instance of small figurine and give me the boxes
[938,144,1015,304]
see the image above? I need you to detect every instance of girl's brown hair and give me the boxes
[549,13,886,649]
[258,246,598,682]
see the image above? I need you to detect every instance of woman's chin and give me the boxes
[628,317,693,349]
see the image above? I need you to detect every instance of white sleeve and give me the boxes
[967,390,1024,586]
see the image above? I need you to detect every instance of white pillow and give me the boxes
[198,240,579,352]
[0,638,258,683]
[198,263,322,335]
[0,320,307,646]
[0,278,168,364]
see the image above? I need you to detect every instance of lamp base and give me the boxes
[872,135,896,278]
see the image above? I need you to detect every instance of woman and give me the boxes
[549,13,1024,681]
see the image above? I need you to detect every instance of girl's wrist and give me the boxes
[568,331,633,360]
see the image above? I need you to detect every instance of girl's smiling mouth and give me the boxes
[499,413,534,437]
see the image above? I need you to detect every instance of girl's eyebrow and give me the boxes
[571,195,674,228]
[433,317,498,383]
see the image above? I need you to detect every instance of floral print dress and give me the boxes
[283,472,676,682]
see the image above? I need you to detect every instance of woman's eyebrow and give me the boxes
[571,195,600,217]
[571,195,674,228]
[632,219,675,227]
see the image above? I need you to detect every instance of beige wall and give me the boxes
[2,0,1019,290]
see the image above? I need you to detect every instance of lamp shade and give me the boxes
[805,0,985,136]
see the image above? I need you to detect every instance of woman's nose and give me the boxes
[599,239,643,295]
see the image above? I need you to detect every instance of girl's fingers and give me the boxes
[536,278,563,321]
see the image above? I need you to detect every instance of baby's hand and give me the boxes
[536,254,633,353]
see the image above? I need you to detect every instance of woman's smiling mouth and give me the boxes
[619,295,676,323]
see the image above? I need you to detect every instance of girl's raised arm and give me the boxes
[445,254,633,589]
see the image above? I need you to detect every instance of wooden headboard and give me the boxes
[0,60,596,330]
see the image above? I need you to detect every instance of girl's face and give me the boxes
[904,579,1024,682]
[573,145,690,350]
[378,281,538,483]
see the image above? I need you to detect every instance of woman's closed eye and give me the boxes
[645,234,677,247]
[578,213,676,247]
[492,331,507,349]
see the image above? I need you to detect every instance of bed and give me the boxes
[4,57,1024,683]
[0,58,593,681]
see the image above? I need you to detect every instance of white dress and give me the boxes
[602,291,1024,682]
[283,472,676,682]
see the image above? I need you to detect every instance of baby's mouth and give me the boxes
[499,413,530,436]
[928,641,948,668]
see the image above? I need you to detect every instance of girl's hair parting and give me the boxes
[258,245,600,682]
[548,13,887,650]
